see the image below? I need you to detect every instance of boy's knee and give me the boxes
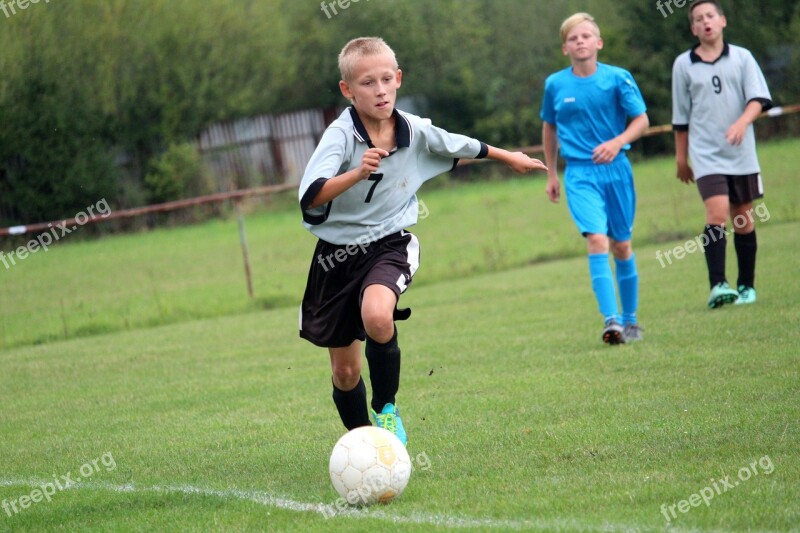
[332,365,361,390]
[586,233,609,254]
[362,313,394,343]
[611,240,632,259]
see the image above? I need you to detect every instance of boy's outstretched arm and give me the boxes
[542,121,560,203]
[307,147,389,209]
[485,145,548,174]
[592,113,650,164]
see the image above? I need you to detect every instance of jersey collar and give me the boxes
[689,41,730,64]
[348,107,411,149]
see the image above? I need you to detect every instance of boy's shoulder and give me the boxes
[544,66,574,85]
[545,63,637,86]
[597,62,632,76]
[326,107,357,132]
[726,43,758,60]
[673,48,693,67]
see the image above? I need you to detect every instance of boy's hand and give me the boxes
[505,151,548,174]
[359,148,390,178]
[676,161,694,184]
[592,139,623,164]
[725,120,748,146]
[545,175,561,203]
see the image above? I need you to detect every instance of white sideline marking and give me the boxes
[0,478,641,530]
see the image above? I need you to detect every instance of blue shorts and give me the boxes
[564,155,636,242]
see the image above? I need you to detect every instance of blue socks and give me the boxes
[615,254,639,326]
[589,253,639,325]
[589,253,619,323]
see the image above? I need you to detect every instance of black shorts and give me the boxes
[696,173,764,203]
[299,230,420,348]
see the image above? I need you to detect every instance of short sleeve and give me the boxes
[540,77,556,124]
[671,55,691,129]
[298,127,349,212]
[617,69,647,118]
[742,50,772,110]
[420,120,483,159]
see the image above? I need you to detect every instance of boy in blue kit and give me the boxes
[541,13,650,344]
[299,37,547,444]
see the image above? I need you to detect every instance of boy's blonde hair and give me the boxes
[560,13,600,44]
[338,37,398,81]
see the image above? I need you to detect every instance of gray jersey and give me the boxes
[299,108,487,245]
[672,43,772,179]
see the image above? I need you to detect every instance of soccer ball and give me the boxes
[329,426,411,505]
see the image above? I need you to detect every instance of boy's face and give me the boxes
[339,53,402,122]
[690,3,726,43]
[562,21,602,63]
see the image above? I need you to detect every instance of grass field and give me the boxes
[1,140,799,531]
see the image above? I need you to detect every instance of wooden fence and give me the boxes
[196,107,342,188]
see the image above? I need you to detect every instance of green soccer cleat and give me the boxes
[371,403,407,446]
[707,282,739,309]
[602,319,625,345]
[735,285,757,305]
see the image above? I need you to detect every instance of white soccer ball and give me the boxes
[329,426,411,505]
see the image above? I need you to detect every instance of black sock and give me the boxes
[702,225,727,288]
[734,230,757,289]
[365,327,401,413]
[332,377,370,430]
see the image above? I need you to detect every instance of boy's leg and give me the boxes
[587,234,623,344]
[330,341,371,430]
[696,178,740,308]
[702,194,730,288]
[357,230,417,445]
[601,157,639,341]
[727,173,762,305]
[731,201,757,303]
[587,234,618,322]
[611,240,638,325]
[361,284,401,413]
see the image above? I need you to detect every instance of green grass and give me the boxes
[1,223,797,531]
[1,139,799,531]
[2,138,799,350]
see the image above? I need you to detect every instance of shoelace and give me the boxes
[376,413,397,433]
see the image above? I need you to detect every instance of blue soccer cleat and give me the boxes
[371,403,407,446]
[735,285,757,305]
[708,282,739,309]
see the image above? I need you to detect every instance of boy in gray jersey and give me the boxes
[299,37,546,444]
[672,0,772,308]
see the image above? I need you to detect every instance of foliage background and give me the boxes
[0,0,798,224]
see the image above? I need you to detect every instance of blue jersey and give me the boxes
[299,107,487,245]
[540,63,647,162]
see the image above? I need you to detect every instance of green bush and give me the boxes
[143,143,214,203]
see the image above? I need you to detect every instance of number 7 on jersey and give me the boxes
[365,174,383,203]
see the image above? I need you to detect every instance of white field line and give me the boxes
[0,477,650,531]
